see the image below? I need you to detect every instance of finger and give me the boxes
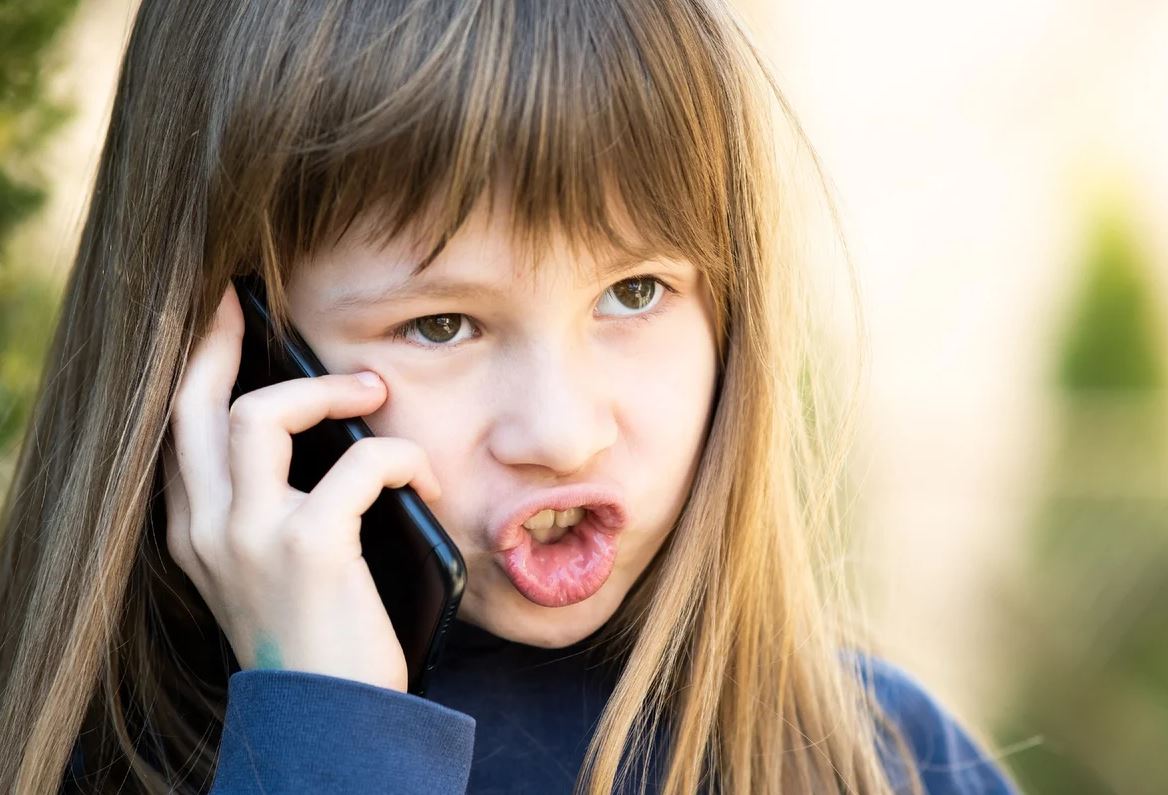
[169,285,244,521]
[292,436,442,539]
[227,371,389,508]
[160,430,204,587]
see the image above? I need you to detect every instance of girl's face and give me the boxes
[284,193,719,648]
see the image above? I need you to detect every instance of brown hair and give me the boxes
[0,1,922,792]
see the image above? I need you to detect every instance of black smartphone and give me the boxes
[229,273,466,697]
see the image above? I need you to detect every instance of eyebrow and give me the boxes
[325,253,681,311]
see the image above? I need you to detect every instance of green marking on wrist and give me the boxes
[254,634,283,669]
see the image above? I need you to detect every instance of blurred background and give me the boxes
[1,1,1165,793]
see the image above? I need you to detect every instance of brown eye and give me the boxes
[415,314,462,343]
[597,275,674,318]
[389,313,476,346]
[611,277,657,310]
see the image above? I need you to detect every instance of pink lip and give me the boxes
[487,483,629,553]
[488,483,630,607]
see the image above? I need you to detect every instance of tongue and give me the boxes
[529,525,585,558]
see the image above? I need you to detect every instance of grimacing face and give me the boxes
[284,194,719,649]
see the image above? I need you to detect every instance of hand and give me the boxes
[159,283,442,693]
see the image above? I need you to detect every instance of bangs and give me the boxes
[207,0,739,300]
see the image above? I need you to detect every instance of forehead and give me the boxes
[302,183,677,292]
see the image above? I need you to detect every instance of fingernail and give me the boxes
[355,371,382,388]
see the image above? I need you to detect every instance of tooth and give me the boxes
[554,507,586,528]
[522,509,556,532]
[521,506,587,544]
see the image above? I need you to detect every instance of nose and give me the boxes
[487,340,618,478]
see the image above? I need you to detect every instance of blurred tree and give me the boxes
[1056,213,1163,392]
[996,205,1168,795]
[0,0,81,467]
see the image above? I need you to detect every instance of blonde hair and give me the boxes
[0,1,922,792]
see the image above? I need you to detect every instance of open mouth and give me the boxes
[486,483,629,607]
[495,509,620,607]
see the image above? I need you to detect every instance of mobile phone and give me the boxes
[229,273,466,697]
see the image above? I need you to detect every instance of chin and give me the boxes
[472,579,626,648]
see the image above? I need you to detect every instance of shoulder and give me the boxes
[844,652,1022,795]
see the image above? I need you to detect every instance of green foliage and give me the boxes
[998,206,1168,795]
[0,168,46,243]
[1055,211,1164,391]
[0,0,82,464]
[0,264,58,450]
[0,0,82,238]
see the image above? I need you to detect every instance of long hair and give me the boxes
[0,1,923,792]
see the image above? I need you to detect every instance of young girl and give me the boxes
[0,1,1022,793]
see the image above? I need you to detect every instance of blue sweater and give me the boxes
[66,618,1019,793]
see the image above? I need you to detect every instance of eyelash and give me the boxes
[386,274,680,349]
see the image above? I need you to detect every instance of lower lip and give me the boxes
[495,513,620,607]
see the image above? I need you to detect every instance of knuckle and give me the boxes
[224,527,266,569]
[227,395,259,430]
[348,436,385,467]
[383,436,424,467]
[220,500,265,560]
[400,440,433,479]
[186,520,220,566]
[281,503,351,564]
[164,526,192,570]
[228,392,267,424]
[187,499,235,561]
[281,520,326,561]
[347,437,430,486]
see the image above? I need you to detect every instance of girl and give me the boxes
[0,1,1022,793]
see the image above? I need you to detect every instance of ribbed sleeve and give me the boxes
[209,669,476,794]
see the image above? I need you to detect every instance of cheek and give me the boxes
[363,391,483,547]
[623,316,718,443]
[365,387,470,470]
[618,316,718,508]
